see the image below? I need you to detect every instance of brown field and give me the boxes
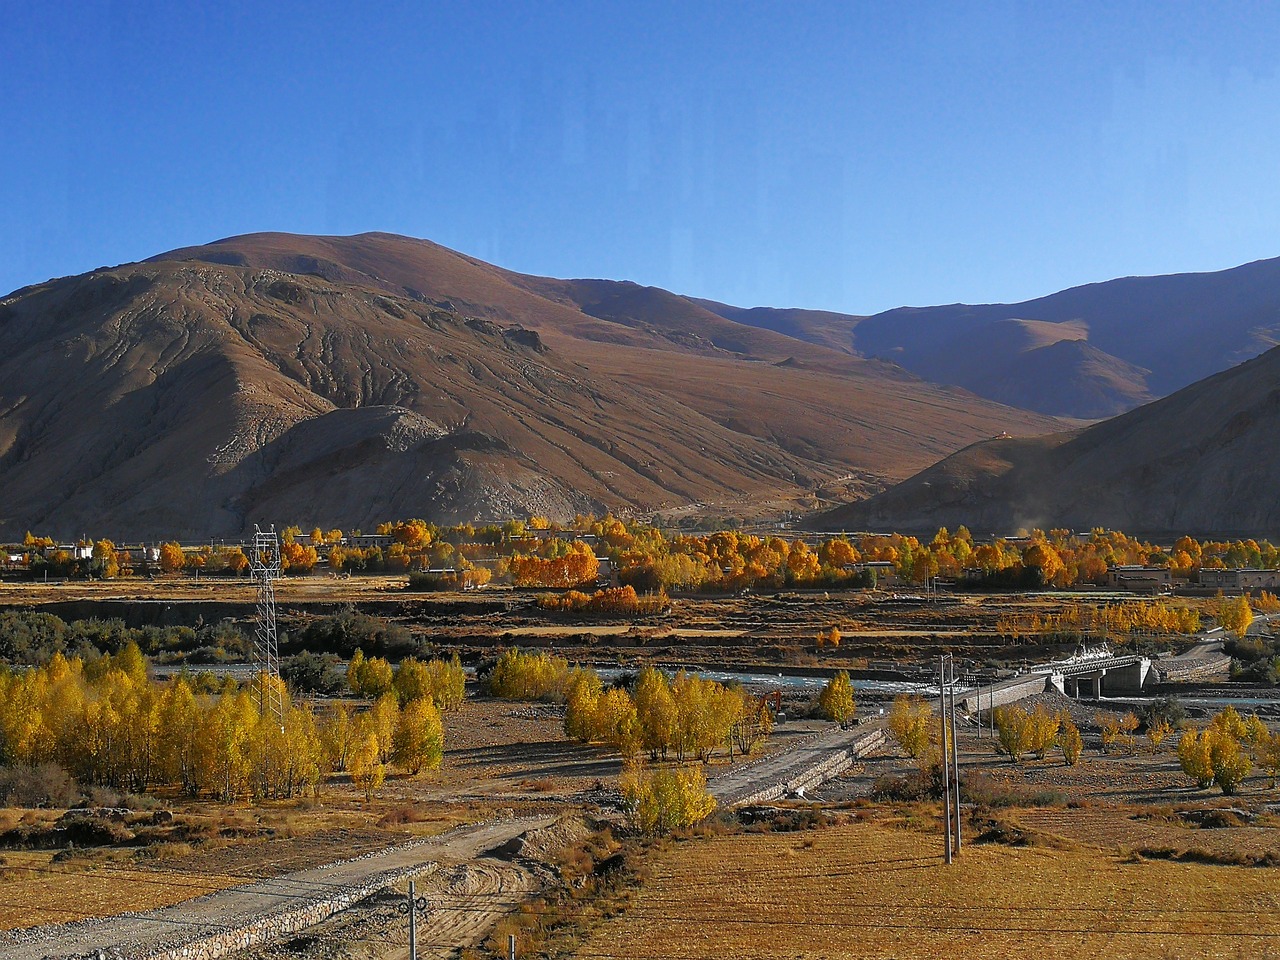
[575,818,1280,960]
[0,851,243,927]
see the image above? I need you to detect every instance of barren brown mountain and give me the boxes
[713,257,1280,419]
[0,233,1060,541]
[814,344,1280,538]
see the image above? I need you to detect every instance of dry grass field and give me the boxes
[574,818,1280,960]
[0,850,243,927]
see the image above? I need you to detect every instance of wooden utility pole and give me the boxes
[948,663,962,854]
[939,656,952,865]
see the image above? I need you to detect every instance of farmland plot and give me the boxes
[575,819,1280,960]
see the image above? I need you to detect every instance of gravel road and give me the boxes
[0,816,555,960]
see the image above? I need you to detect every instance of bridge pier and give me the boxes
[1103,659,1151,694]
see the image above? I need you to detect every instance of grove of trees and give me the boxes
[486,653,773,762]
[0,644,447,803]
[1178,706,1280,795]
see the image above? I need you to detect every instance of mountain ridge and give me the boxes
[0,232,1062,540]
[718,255,1280,419]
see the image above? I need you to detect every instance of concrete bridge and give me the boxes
[956,649,1153,714]
[1043,651,1152,698]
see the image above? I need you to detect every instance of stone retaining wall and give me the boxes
[734,728,887,806]
[137,860,437,960]
[957,674,1048,715]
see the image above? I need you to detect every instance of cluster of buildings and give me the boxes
[1105,564,1279,594]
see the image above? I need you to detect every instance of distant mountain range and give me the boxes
[814,341,1280,538]
[715,257,1280,419]
[0,232,1059,540]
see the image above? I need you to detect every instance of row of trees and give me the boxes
[485,653,774,762]
[345,650,466,708]
[330,693,444,799]
[992,705,1085,765]
[995,601,1203,646]
[619,760,716,834]
[536,586,669,615]
[564,666,773,761]
[0,645,445,802]
[18,514,1280,590]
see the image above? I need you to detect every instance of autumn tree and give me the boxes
[633,667,677,759]
[1255,726,1280,788]
[563,668,605,743]
[887,695,932,760]
[993,705,1032,762]
[392,697,444,776]
[817,672,856,726]
[1097,712,1123,753]
[349,731,386,800]
[1177,728,1215,789]
[1118,712,1140,753]
[347,650,394,699]
[1145,718,1173,754]
[91,540,120,579]
[159,542,186,574]
[1025,705,1061,760]
[1178,712,1254,795]
[1059,716,1083,766]
[1217,594,1254,635]
[1209,728,1252,795]
[619,760,716,834]
[365,693,399,764]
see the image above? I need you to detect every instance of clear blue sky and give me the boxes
[3,1,1278,314]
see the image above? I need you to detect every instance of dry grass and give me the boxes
[1018,806,1280,861]
[0,851,242,929]
[574,818,1280,960]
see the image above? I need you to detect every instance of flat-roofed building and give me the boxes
[1106,565,1173,592]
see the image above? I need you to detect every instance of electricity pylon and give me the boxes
[250,524,284,725]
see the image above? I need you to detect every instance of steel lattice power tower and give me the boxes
[250,524,285,725]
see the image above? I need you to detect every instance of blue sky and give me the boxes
[3,1,1278,314]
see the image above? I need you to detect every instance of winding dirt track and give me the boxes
[0,816,554,960]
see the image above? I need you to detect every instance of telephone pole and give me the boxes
[398,880,427,959]
[939,655,953,865]
[948,659,962,854]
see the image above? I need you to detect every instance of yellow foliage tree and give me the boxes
[619,760,716,835]
[1059,716,1083,766]
[817,672,856,726]
[392,698,444,776]
[348,732,386,800]
[887,695,932,759]
[994,705,1032,762]
[159,542,186,574]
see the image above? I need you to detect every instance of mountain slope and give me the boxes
[813,345,1280,537]
[689,298,861,356]
[0,234,1062,540]
[714,257,1280,419]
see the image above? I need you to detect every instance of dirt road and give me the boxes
[0,816,555,960]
